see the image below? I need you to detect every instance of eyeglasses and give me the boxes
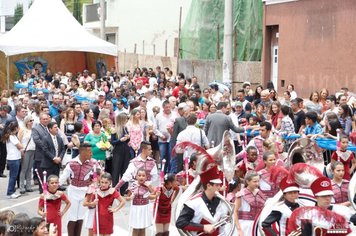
[29,120,34,122]
[142,100,148,102]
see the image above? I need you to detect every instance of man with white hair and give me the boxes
[260,89,272,110]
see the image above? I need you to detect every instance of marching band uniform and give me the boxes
[247,136,266,170]
[235,157,257,178]
[237,186,266,235]
[291,177,356,236]
[116,154,158,188]
[83,183,96,231]
[155,185,180,224]
[176,168,195,186]
[92,187,121,235]
[258,168,280,198]
[331,150,355,180]
[39,190,69,236]
[59,156,99,223]
[262,178,300,236]
[331,179,349,204]
[176,165,230,236]
[129,182,153,229]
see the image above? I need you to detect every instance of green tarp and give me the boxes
[180,0,263,61]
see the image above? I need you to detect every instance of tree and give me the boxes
[13,3,24,25]
[28,1,33,9]
[73,0,82,24]
[64,0,92,25]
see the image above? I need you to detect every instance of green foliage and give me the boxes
[13,3,24,25]
[64,0,92,25]
[28,1,33,8]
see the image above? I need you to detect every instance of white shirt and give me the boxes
[229,113,241,141]
[50,134,58,157]
[21,129,36,151]
[177,125,209,147]
[154,112,175,142]
[176,125,209,157]
[137,86,148,95]
[6,135,21,160]
[16,116,25,129]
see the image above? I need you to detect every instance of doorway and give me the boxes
[271,45,278,91]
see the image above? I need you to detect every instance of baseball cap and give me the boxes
[235,101,243,107]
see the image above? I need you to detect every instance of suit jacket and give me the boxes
[171,116,187,147]
[204,110,244,145]
[32,123,50,161]
[40,133,65,169]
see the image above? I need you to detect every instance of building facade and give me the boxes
[262,0,356,98]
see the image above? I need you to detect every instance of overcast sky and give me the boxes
[0,0,31,15]
[1,0,192,56]
[114,0,192,56]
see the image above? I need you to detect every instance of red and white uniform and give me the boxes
[183,192,230,236]
[39,191,68,236]
[331,150,354,180]
[92,188,121,235]
[155,185,179,223]
[176,169,196,186]
[128,182,152,229]
[237,188,266,236]
[331,179,349,204]
[258,169,280,198]
[235,158,257,177]
[262,200,299,236]
[121,155,158,185]
[59,157,99,221]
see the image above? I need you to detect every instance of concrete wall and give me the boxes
[117,52,262,95]
[118,52,177,74]
[263,0,356,98]
[179,59,262,92]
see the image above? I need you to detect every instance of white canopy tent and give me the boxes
[0,0,117,88]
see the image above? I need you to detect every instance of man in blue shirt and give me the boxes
[304,111,323,137]
[49,93,60,118]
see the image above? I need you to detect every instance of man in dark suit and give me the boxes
[40,121,65,179]
[169,103,190,173]
[32,112,50,190]
[204,101,245,145]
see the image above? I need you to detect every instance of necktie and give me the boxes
[53,136,58,157]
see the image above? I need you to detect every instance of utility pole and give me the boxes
[100,0,105,40]
[216,24,220,60]
[176,6,182,76]
[165,40,168,57]
[0,16,5,33]
[223,0,233,84]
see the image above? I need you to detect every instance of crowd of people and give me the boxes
[0,65,356,235]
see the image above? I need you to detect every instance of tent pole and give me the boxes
[6,56,10,90]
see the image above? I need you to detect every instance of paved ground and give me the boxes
[2,169,356,236]
[0,169,180,235]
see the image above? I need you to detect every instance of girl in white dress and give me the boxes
[126,168,157,236]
